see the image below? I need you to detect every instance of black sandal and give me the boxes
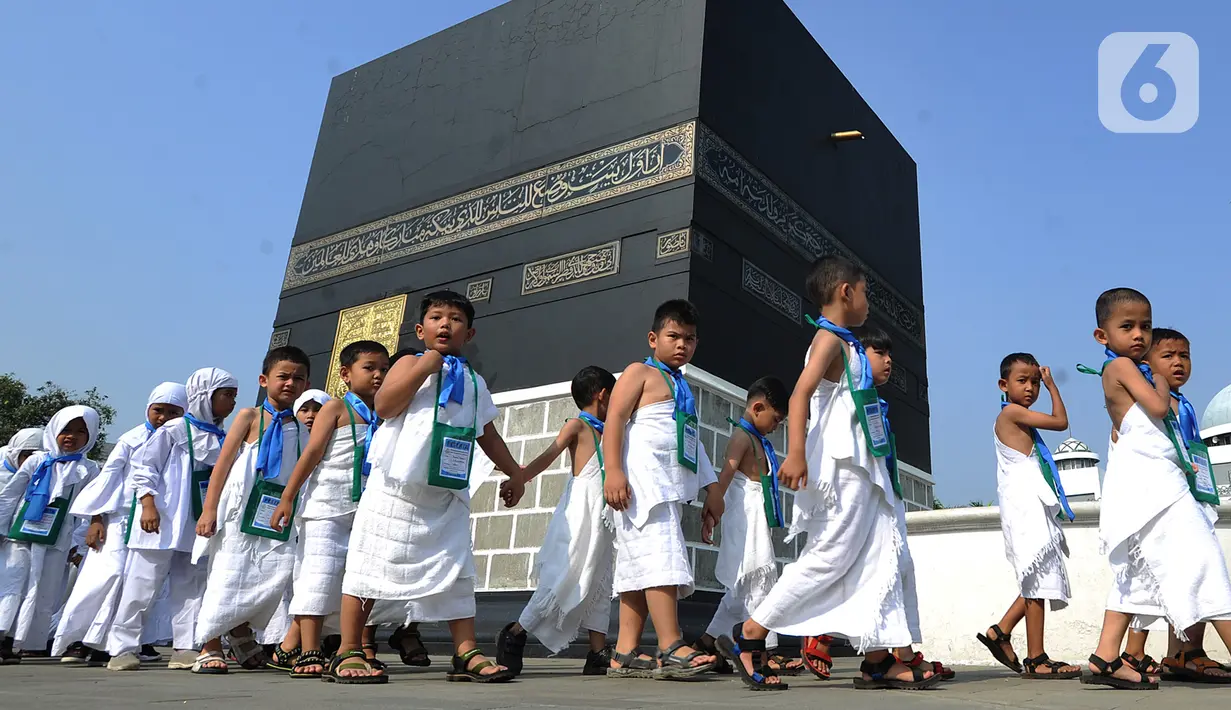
[606,648,657,679]
[388,624,431,667]
[694,636,733,674]
[290,650,327,679]
[322,650,388,685]
[266,645,300,672]
[975,624,1023,673]
[583,649,609,676]
[655,639,715,680]
[1022,652,1081,679]
[853,654,943,690]
[362,643,386,672]
[715,630,788,691]
[495,622,527,676]
[1120,652,1160,678]
[764,653,805,677]
[446,648,514,683]
[1079,654,1157,690]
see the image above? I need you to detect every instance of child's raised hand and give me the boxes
[85,521,107,551]
[1040,366,1056,388]
[195,509,218,538]
[779,454,808,491]
[269,500,294,533]
[604,468,632,511]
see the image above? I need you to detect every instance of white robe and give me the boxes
[994,430,1070,608]
[53,425,171,655]
[518,453,614,652]
[193,417,302,644]
[750,344,911,652]
[342,367,496,624]
[612,400,716,597]
[0,452,99,650]
[1101,404,1231,632]
[707,473,779,646]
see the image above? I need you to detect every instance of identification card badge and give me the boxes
[677,413,699,472]
[7,496,69,545]
[240,479,294,541]
[1187,440,1220,506]
[428,423,476,490]
[851,387,891,457]
[191,468,213,521]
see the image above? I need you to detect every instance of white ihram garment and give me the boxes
[995,430,1071,608]
[706,473,779,647]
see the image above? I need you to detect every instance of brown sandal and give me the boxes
[1162,650,1231,684]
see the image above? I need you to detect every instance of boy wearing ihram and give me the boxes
[603,299,720,679]
[717,256,937,691]
[495,365,618,677]
[1080,288,1231,690]
[330,291,523,684]
[975,354,1081,680]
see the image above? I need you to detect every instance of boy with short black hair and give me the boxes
[0,406,102,662]
[696,376,794,675]
[495,365,618,676]
[717,256,936,691]
[603,299,719,679]
[975,353,1080,680]
[193,347,310,672]
[1122,328,1231,683]
[329,290,523,684]
[1081,289,1231,690]
[267,340,390,678]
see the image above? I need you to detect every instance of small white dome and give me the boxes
[1201,384,1231,432]
[1055,438,1090,454]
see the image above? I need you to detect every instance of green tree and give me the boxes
[0,374,117,461]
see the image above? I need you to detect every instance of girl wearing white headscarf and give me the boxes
[106,368,238,672]
[0,406,100,660]
[53,383,189,663]
[0,428,45,490]
[294,390,332,430]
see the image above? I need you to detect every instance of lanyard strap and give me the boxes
[579,418,604,473]
[344,400,363,483]
[184,419,197,469]
[432,362,480,431]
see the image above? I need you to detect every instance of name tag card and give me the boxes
[7,496,70,545]
[1187,440,1220,506]
[678,414,699,472]
[240,479,295,541]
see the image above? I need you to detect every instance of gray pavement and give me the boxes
[2,654,1229,709]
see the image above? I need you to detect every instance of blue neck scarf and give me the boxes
[645,358,696,420]
[1001,401,1074,521]
[184,414,227,441]
[807,315,873,390]
[3,460,16,474]
[1173,390,1200,444]
[577,411,604,435]
[1078,347,1154,383]
[24,452,84,521]
[256,401,294,481]
[437,354,469,407]
[344,392,382,477]
[144,420,157,436]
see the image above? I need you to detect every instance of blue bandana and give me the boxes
[645,358,696,420]
[144,420,157,436]
[577,411,604,435]
[1001,401,1074,521]
[3,460,15,474]
[1173,390,1200,444]
[24,452,84,521]
[184,414,227,441]
[256,401,295,481]
[807,315,873,390]
[343,392,381,478]
[438,355,469,407]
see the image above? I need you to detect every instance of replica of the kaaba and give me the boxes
[270,0,930,645]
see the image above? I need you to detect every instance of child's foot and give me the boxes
[655,640,716,680]
[266,644,300,671]
[765,653,805,676]
[59,642,90,664]
[1021,652,1081,679]
[583,648,610,676]
[362,643,386,672]
[1163,649,1231,683]
[853,655,939,690]
[323,650,387,684]
[694,635,733,674]
[1117,652,1158,683]
[607,648,657,678]
[106,652,142,671]
[495,621,527,676]
[1081,654,1157,690]
[388,624,431,667]
[715,634,786,689]
[446,649,514,683]
[975,624,1022,673]
[290,650,328,679]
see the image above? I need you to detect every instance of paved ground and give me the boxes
[3,654,1230,709]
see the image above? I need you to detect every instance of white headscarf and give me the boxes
[294,389,331,413]
[4,427,44,472]
[184,367,239,461]
[44,406,100,459]
[147,382,189,411]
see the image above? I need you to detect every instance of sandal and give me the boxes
[322,650,388,684]
[1161,649,1231,684]
[225,627,269,670]
[583,649,610,676]
[290,650,327,679]
[266,645,300,672]
[606,648,657,679]
[362,643,387,672]
[853,653,942,690]
[191,651,230,675]
[1120,653,1160,678]
[1079,654,1157,690]
[388,624,431,667]
[764,653,805,676]
[655,639,716,680]
[1022,652,1081,679]
[446,648,515,683]
[694,636,733,674]
[900,650,956,681]
[715,630,788,691]
[801,636,832,680]
[975,624,1022,673]
[495,622,527,676]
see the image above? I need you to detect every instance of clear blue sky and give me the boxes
[2,1,1226,504]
